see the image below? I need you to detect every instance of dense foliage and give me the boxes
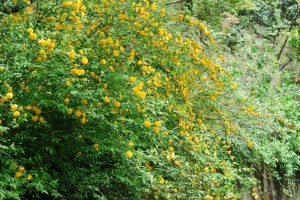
[0,0,299,199]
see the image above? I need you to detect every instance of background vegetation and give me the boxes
[0,0,299,199]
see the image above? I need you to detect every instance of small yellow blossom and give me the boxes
[25,106,32,111]
[129,76,136,83]
[100,59,107,65]
[69,51,76,60]
[13,111,20,118]
[125,150,133,158]
[114,101,121,108]
[137,60,143,65]
[18,165,25,172]
[153,127,160,134]
[113,50,119,57]
[76,152,82,157]
[93,143,99,151]
[81,99,88,105]
[159,177,165,184]
[80,118,86,124]
[39,116,44,123]
[29,33,37,40]
[6,92,13,99]
[75,110,82,118]
[144,120,151,128]
[103,96,110,103]
[65,80,71,86]
[128,141,134,147]
[81,57,88,65]
[154,121,161,126]
[27,28,33,33]
[15,171,22,178]
[32,116,39,122]
[27,173,32,181]
[64,97,70,104]
[11,104,18,111]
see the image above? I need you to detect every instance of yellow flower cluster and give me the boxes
[0,86,14,104]
[132,82,146,99]
[71,68,85,76]
[27,28,37,40]
[38,38,55,52]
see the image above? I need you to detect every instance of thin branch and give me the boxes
[277,6,300,61]
[276,25,294,61]
[279,59,292,71]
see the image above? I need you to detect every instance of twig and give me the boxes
[276,25,293,61]
[279,59,292,71]
[277,5,300,61]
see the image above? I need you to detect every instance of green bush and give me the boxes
[1,0,298,199]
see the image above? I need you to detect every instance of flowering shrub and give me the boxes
[2,0,295,199]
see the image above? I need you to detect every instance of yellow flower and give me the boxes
[113,50,119,57]
[15,171,22,178]
[33,108,41,115]
[144,120,151,128]
[65,80,71,86]
[125,150,133,158]
[62,1,72,7]
[154,121,161,126]
[27,28,33,34]
[90,71,96,77]
[166,155,171,161]
[75,110,82,118]
[114,101,121,108]
[11,104,18,111]
[76,69,85,75]
[25,106,32,111]
[118,13,127,20]
[230,82,237,89]
[170,152,175,159]
[153,127,160,134]
[6,92,13,99]
[76,152,82,157]
[71,68,77,75]
[27,173,32,181]
[204,167,209,172]
[39,116,44,123]
[29,33,37,40]
[159,177,165,184]
[150,3,157,10]
[137,60,143,65]
[93,143,99,151]
[129,76,136,83]
[69,51,76,60]
[13,111,20,118]
[81,99,88,105]
[81,57,88,65]
[98,39,107,47]
[128,141,134,147]
[18,165,25,172]
[104,96,110,103]
[64,97,70,104]
[32,116,38,122]
[80,117,86,124]
[100,59,107,65]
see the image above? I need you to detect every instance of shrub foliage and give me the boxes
[0,0,299,199]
